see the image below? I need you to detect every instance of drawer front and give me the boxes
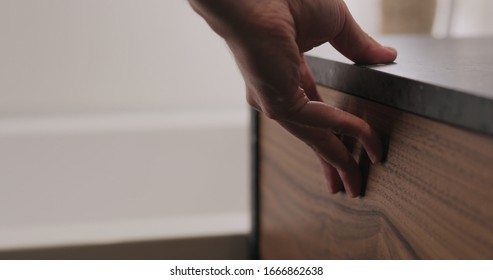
[258,86,493,259]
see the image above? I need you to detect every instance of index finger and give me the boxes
[284,99,383,164]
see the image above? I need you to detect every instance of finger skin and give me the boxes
[249,83,346,194]
[280,121,362,197]
[284,100,383,164]
[288,0,397,64]
[318,156,344,194]
[329,2,398,64]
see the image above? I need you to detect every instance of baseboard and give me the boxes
[0,234,248,260]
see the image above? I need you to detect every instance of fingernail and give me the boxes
[385,47,397,54]
[349,192,359,198]
[369,153,380,164]
[347,188,358,198]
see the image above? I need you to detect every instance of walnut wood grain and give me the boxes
[258,86,493,259]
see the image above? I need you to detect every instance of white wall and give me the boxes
[0,0,245,116]
[346,0,493,38]
[0,0,248,250]
[345,0,381,35]
[450,0,493,37]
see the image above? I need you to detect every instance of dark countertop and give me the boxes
[306,36,493,136]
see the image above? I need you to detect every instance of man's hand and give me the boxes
[189,0,397,197]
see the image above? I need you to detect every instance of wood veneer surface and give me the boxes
[259,86,493,259]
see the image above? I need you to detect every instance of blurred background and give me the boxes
[0,0,492,258]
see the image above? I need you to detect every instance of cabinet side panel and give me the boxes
[259,86,493,259]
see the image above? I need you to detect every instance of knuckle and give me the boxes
[262,91,310,121]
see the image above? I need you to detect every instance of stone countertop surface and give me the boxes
[306,36,493,136]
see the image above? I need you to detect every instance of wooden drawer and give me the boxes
[256,86,493,259]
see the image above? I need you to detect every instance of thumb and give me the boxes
[330,2,397,65]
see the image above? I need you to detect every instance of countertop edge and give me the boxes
[305,55,493,137]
